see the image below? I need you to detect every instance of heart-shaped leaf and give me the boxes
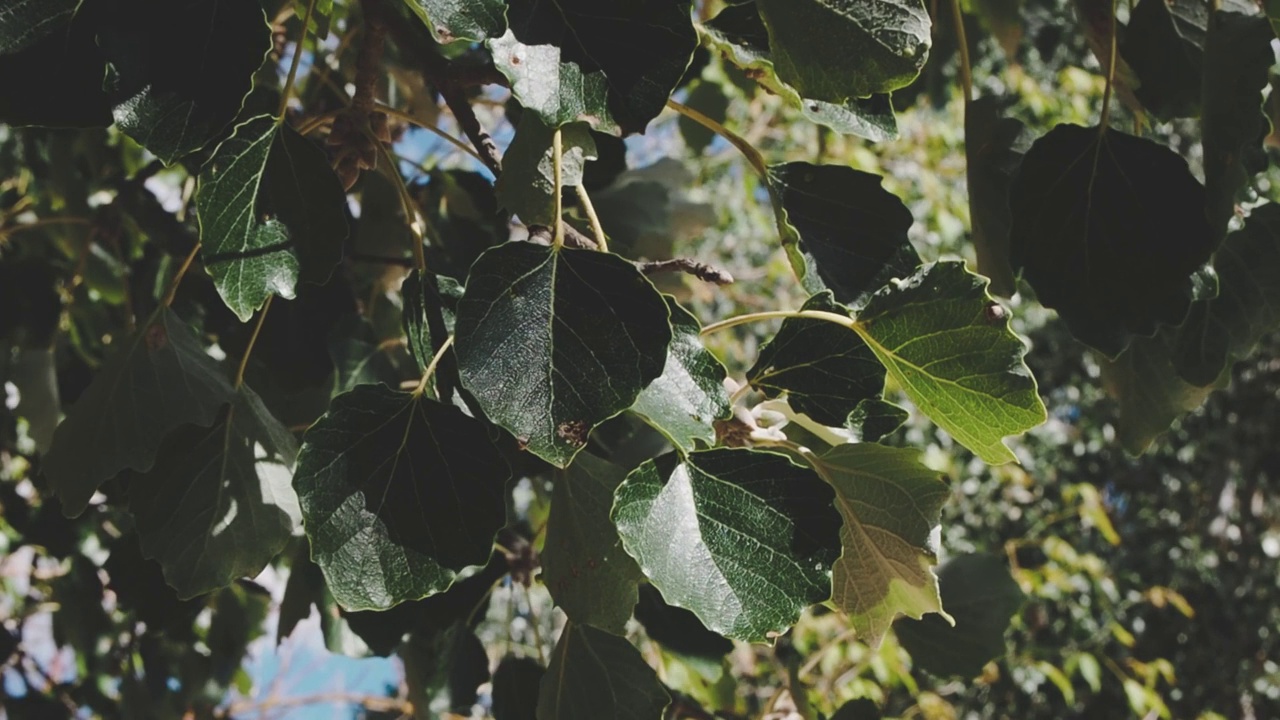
[129,385,300,597]
[1008,124,1215,357]
[454,242,671,467]
[630,297,731,452]
[612,448,843,642]
[197,115,349,322]
[537,622,670,720]
[43,308,236,516]
[294,385,510,610]
[805,443,950,646]
[853,261,1045,464]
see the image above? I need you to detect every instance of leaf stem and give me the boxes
[574,185,607,252]
[160,242,202,308]
[666,99,769,182]
[295,109,341,136]
[1098,0,1118,133]
[278,0,318,122]
[235,295,273,389]
[377,143,429,271]
[552,127,565,250]
[412,334,454,397]
[375,104,488,166]
[949,0,973,106]
[699,309,856,337]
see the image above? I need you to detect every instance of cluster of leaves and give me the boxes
[3,0,1280,717]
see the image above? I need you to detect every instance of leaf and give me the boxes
[846,398,910,443]
[965,97,1029,298]
[633,584,734,661]
[293,385,511,610]
[537,622,671,720]
[0,0,78,54]
[454,242,671,467]
[1270,0,1280,38]
[806,444,950,646]
[756,0,931,102]
[496,116,597,225]
[404,270,462,373]
[98,0,271,163]
[966,0,1023,59]
[542,453,644,635]
[631,297,731,452]
[2,346,59,453]
[768,162,919,308]
[1174,204,1280,386]
[493,656,545,720]
[401,0,506,42]
[491,0,698,134]
[678,80,731,153]
[853,261,1045,464]
[295,0,335,38]
[748,292,883,427]
[0,4,112,127]
[894,554,1024,677]
[702,2,898,141]
[1119,0,1208,120]
[1202,11,1273,244]
[1101,331,1226,454]
[128,385,300,598]
[401,624,491,716]
[42,308,236,516]
[1008,124,1215,357]
[831,699,883,720]
[612,448,843,642]
[197,115,349,322]
[328,315,408,394]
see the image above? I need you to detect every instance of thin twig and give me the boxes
[235,296,273,388]
[376,104,488,165]
[637,258,734,285]
[440,84,503,176]
[666,99,769,182]
[574,185,607,251]
[279,0,318,121]
[412,334,454,397]
[160,242,202,308]
[950,0,973,106]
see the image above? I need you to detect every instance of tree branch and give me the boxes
[637,258,734,285]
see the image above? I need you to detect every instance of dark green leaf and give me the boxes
[894,554,1024,677]
[702,3,898,141]
[1009,124,1214,357]
[967,0,1023,59]
[294,385,511,609]
[537,622,671,720]
[98,0,271,163]
[806,443,950,646]
[1174,204,1280,386]
[831,698,883,720]
[43,308,236,516]
[402,0,505,42]
[1119,0,1208,120]
[403,270,462,374]
[1202,11,1273,244]
[454,242,671,467]
[612,448,843,642]
[634,584,734,661]
[846,398,909,443]
[1,346,59,453]
[631,297,731,452]
[496,117,596,225]
[854,261,1045,464]
[756,0,931,101]
[491,0,698,134]
[748,292,883,427]
[0,0,78,54]
[208,582,271,686]
[198,116,349,322]
[401,624,491,716]
[129,385,300,598]
[0,5,112,126]
[328,314,408,394]
[493,656,545,720]
[965,97,1029,297]
[769,162,919,308]
[543,453,644,634]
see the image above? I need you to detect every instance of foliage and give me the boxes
[1,0,1279,718]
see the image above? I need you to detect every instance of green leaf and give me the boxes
[846,398,909,443]
[401,624,491,716]
[0,0,78,54]
[631,297,731,452]
[965,97,1029,298]
[1174,205,1280,386]
[702,2,898,141]
[1008,124,1215,357]
[768,162,919,308]
[537,622,671,720]
[496,117,597,225]
[293,385,511,610]
[634,584,734,661]
[853,261,1045,464]
[43,308,236,516]
[401,0,505,42]
[493,656,545,720]
[1202,11,1273,244]
[748,292,883,427]
[197,116,349,322]
[1119,0,1208,120]
[454,242,671,467]
[612,448,843,642]
[893,554,1024,677]
[295,0,335,38]
[328,315,407,394]
[542,453,644,634]
[98,0,272,163]
[129,385,300,598]
[806,444,950,646]
[756,0,931,102]
[402,269,463,402]
[491,0,698,134]
[1269,0,1280,38]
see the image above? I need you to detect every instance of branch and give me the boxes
[440,83,503,176]
[637,258,734,285]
